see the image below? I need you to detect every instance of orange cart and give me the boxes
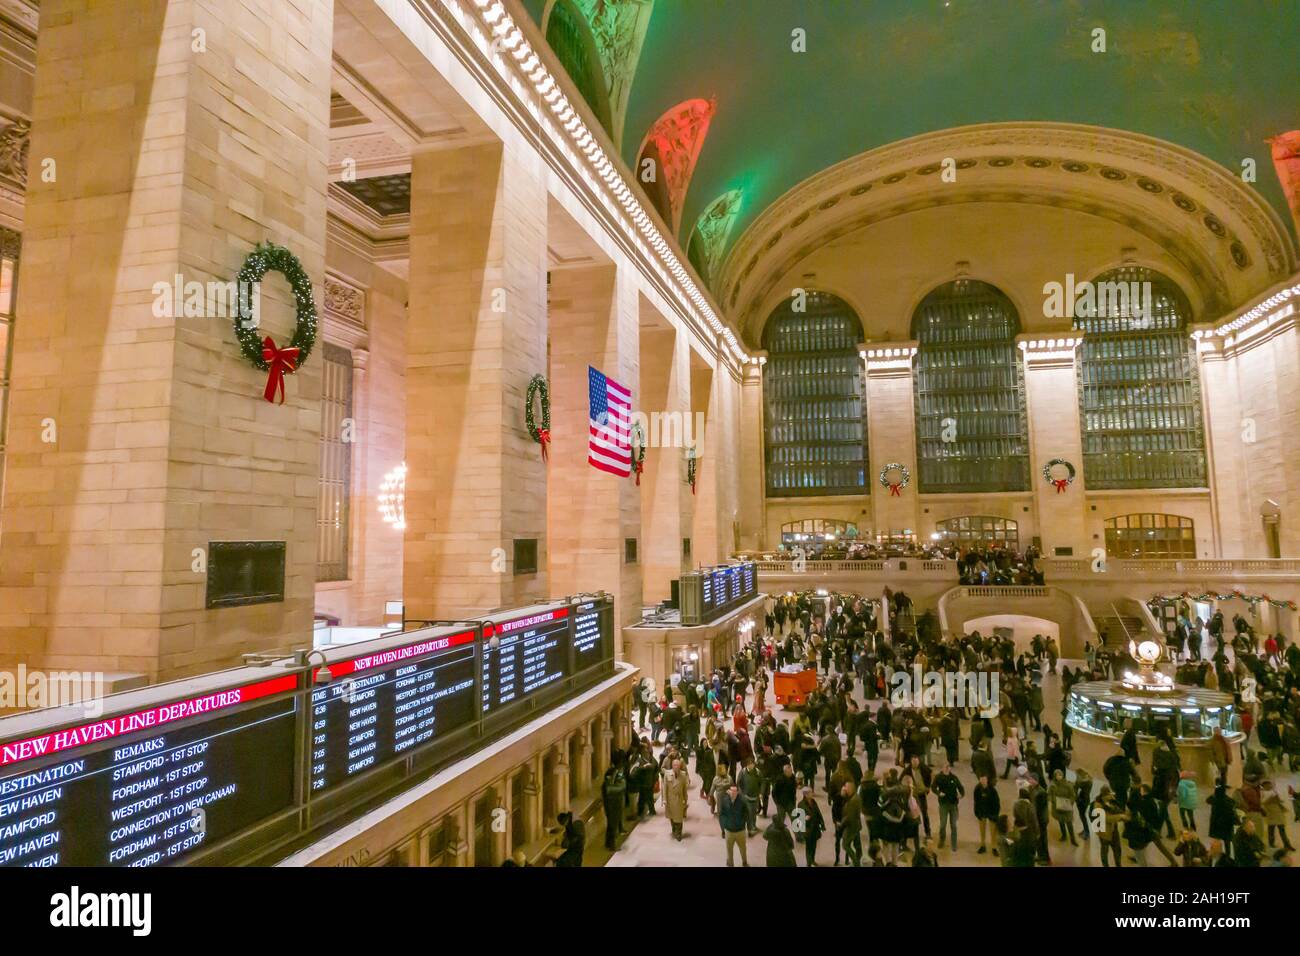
[773,667,818,708]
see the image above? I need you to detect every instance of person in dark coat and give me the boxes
[764,816,797,867]
[555,812,585,867]
[1207,782,1238,858]
[973,774,1001,855]
[796,787,826,867]
[600,765,627,850]
[694,739,716,798]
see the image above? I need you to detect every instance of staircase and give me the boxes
[1089,602,1151,648]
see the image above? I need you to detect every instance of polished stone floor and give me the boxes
[606,658,1299,867]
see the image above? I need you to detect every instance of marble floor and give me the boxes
[606,658,1299,868]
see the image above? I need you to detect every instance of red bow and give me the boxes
[261,336,300,404]
[633,458,643,485]
[1053,479,1070,493]
[889,483,902,497]
[537,428,550,462]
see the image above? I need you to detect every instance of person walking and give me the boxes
[796,787,825,867]
[661,759,690,842]
[718,784,750,866]
[933,762,965,851]
[763,815,797,867]
[840,779,864,866]
[973,774,1001,855]
[1049,769,1079,846]
[1176,771,1199,832]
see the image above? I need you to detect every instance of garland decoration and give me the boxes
[525,374,551,461]
[1149,590,1298,612]
[878,462,910,497]
[686,445,698,495]
[630,421,646,484]
[231,241,318,404]
[1042,458,1076,493]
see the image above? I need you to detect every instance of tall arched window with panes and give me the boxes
[762,292,867,497]
[911,280,1029,493]
[1074,267,1206,488]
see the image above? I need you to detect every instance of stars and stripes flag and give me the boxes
[588,365,632,477]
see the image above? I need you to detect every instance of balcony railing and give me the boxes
[746,556,1300,579]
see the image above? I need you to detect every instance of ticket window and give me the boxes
[674,645,700,684]
[1147,707,1176,739]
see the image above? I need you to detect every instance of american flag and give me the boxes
[588,365,632,477]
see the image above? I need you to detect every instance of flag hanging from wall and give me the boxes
[588,365,632,477]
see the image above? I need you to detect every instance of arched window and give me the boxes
[1105,513,1195,559]
[1075,267,1207,488]
[935,515,1019,550]
[911,280,1029,493]
[762,292,867,497]
[544,0,612,132]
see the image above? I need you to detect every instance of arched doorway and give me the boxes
[963,614,1060,655]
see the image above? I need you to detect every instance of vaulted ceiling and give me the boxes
[521,0,1300,285]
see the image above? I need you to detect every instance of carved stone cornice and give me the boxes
[322,273,368,351]
[0,115,28,193]
[719,123,1298,345]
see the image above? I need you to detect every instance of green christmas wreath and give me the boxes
[525,374,551,459]
[231,241,318,370]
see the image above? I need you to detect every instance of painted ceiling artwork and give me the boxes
[521,0,1300,274]
[637,97,717,233]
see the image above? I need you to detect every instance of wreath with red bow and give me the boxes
[525,374,551,460]
[231,241,318,404]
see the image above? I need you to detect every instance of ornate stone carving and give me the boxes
[324,275,364,324]
[638,97,715,233]
[574,0,655,148]
[718,123,1295,337]
[690,188,743,286]
[0,117,30,191]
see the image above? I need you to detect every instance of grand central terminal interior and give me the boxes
[0,0,1296,926]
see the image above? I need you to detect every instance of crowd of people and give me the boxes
[599,589,1298,868]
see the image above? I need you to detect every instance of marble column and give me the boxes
[0,0,334,680]
[546,265,642,636]
[638,325,689,602]
[404,141,548,620]
[1021,337,1090,557]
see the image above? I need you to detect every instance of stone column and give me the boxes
[404,141,548,620]
[447,807,470,868]
[489,784,507,866]
[554,743,572,815]
[689,364,719,562]
[576,730,594,798]
[864,346,920,543]
[597,718,613,777]
[546,265,642,636]
[522,758,542,845]
[738,356,767,550]
[638,325,688,602]
[1021,338,1089,557]
[0,0,334,680]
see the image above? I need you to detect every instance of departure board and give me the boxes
[0,675,297,867]
[573,601,604,667]
[679,562,759,625]
[309,630,478,794]
[481,608,570,714]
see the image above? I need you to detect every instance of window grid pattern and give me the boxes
[912,280,1029,493]
[780,518,859,544]
[317,343,353,582]
[0,227,20,499]
[1105,513,1195,559]
[762,293,868,497]
[935,515,1020,549]
[1075,267,1207,488]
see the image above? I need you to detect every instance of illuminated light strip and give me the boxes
[1222,302,1296,350]
[447,0,749,364]
[322,629,477,681]
[0,674,299,769]
[1213,282,1300,337]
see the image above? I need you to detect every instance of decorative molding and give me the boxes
[0,116,28,192]
[323,273,368,351]
[717,123,1297,344]
[572,0,654,150]
[433,0,747,369]
[636,96,715,234]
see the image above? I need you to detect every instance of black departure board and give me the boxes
[309,631,478,794]
[481,608,570,714]
[679,562,759,625]
[573,601,605,667]
[0,675,297,867]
